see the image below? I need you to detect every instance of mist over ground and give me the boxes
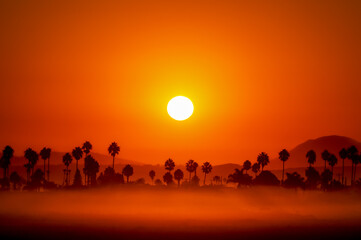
[1,187,361,239]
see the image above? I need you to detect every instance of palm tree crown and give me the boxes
[306,150,316,166]
[257,152,269,171]
[108,142,120,169]
[165,158,175,172]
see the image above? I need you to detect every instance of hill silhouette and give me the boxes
[269,135,361,169]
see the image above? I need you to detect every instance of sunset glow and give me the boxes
[167,96,194,121]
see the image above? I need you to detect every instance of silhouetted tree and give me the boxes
[108,142,120,169]
[306,150,316,167]
[213,175,221,185]
[339,148,347,185]
[24,148,38,182]
[83,155,99,186]
[251,163,260,177]
[174,169,184,187]
[327,154,338,180]
[227,169,252,188]
[165,158,175,172]
[72,147,83,172]
[347,145,358,185]
[62,153,72,186]
[30,168,44,191]
[0,145,13,178]
[39,147,51,182]
[149,170,155,184]
[191,175,200,186]
[283,172,304,189]
[321,150,330,170]
[82,141,92,183]
[163,172,173,185]
[257,152,269,171]
[201,162,212,185]
[243,160,251,174]
[73,169,82,187]
[353,153,360,182]
[97,166,124,185]
[279,149,290,184]
[305,167,320,189]
[253,170,280,186]
[122,164,134,183]
[186,159,195,181]
[154,179,163,186]
[193,162,199,176]
[321,169,333,190]
[9,171,21,190]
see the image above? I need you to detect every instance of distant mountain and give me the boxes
[269,135,361,170]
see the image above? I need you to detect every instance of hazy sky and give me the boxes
[1,0,361,164]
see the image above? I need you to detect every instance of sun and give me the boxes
[167,96,194,121]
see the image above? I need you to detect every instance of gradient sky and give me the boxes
[1,0,361,165]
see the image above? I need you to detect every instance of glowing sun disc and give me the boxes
[167,96,194,121]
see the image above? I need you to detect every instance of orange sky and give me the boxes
[0,0,361,165]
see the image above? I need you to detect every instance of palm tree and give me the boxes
[347,145,358,185]
[243,160,251,174]
[72,147,83,172]
[213,176,221,185]
[327,154,338,180]
[193,162,199,176]
[339,148,347,185]
[201,162,212,185]
[24,148,38,182]
[174,169,184,187]
[186,159,195,181]
[252,163,260,177]
[83,155,99,186]
[9,171,21,190]
[306,150,316,167]
[257,152,269,171]
[82,141,92,183]
[321,150,330,170]
[62,153,72,186]
[108,142,120,169]
[163,172,173,185]
[1,146,14,178]
[122,164,134,183]
[149,170,155,184]
[165,158,175,172]
[39,147,51,181]
[352,154,360,182]
[278,149,290,184]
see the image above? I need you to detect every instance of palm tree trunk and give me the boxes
[324,160,326,170]
[342,158,345,185]
[3,168,6,179]
[351,163,354,186]
[354,164,357,182]
[189,172,191,182]
[282,161,285,184]
[76,160,78,172]
[204,173,207,185]
[47,157,50,182]
[127,176,129,183]
[178,180,180,187]
[43,160,46,180]
[113,156,115,169]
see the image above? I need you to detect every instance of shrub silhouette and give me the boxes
[321,169,333,190]
[251,163,260,177]
[213,175,221,185]
[9,171,22,190]
[163,172,173,185]
[83,155,99,186]
[253,170,280,186]
[306,150,316,167]
[227,169,252,188]
[149,170,155,184]
[174,169,184,187]
[305,167,320,189]
[191,175,200,186]
[30,168,44,191]
[1,145,14,179]
[108,142,120,169]
[257,152,269,172]
[122,164,134,183]
[243,160,251,174]
[97,166,124,185]
[283,172,304,189]
[73,169,83,187]
[279,149,290,184]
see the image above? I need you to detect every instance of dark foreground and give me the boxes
[1,187,361,240]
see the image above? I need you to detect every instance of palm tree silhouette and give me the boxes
[82,141,92,183]
[193,162,199,176]
[243,160,251,174]
[24,148,38,182]
[165,158,175,172]
[186,159,195,181]
[163,172,173,185]
[174,169,184,187]
[0,146,14,178]
[39,147,51,181]
[321,150,330,170]
[252,163,260,177]
[62,153,72,186]
[83,155,99,186]
[9,171,21,190]
[149,170,155,184]
[108,142,120,169]
[352,153,360,182]
[327,154,338,180]
[201,162,212,185]
[257,152,269,172]
[278,149,290,184]
[72,147,83,173]
[122,164,134,183]
[339,148,347,185]
[347,145,358,185]
[31,168,44,191]
[306,150,316,167]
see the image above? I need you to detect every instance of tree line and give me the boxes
[0,142,360,191]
